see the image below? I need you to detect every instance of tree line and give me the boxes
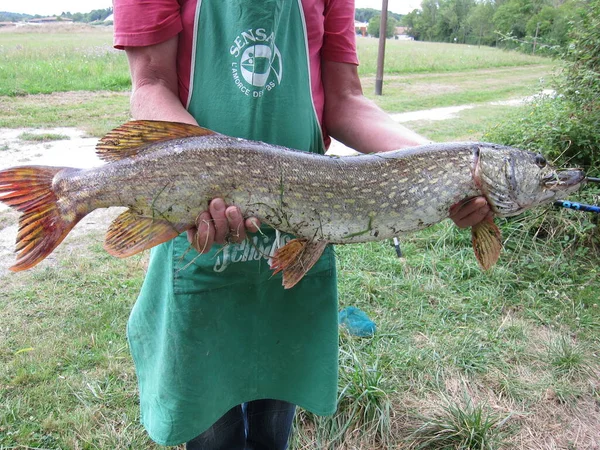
[356,8,407,38]
[401,0,587,53]
[60,8,113,23]
[0,8,112,23]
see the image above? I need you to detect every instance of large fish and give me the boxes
[0,121,585,288]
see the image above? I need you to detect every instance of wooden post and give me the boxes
[375,0,388,96]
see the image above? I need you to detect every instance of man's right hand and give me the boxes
[187,198,261,253]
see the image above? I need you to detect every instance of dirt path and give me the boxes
[0,128,123,276]
[328,90,553,155]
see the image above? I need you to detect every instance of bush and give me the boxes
[484,0,600,175]
[484,1,599,254]
[484,95,598,172]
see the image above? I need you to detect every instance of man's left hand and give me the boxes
[449,196,492,228]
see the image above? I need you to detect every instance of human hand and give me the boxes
[186,198,261,253]
[448,196,492,229]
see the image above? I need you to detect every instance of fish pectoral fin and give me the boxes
[471,216,502,270]
[96,120,217,162]
[104,209,182,257]
[270,238,328,289]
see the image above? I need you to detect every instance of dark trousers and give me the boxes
[186,399,296,450]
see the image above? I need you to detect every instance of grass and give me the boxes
[4,217,597,449]
[356,38,549,76]
[408,104,524,142]
[0,246,155,449]
[0,91,131,136]
[18,132,70,142]
[407,397,509,449]
[0,25,130,96]
[0,23,599,450]
[362,65,554,114]
[0,27,548,98]
[0,24,555,135]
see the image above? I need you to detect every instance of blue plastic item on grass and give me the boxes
[338,306,376,337]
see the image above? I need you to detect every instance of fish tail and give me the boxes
[0,166,81,271]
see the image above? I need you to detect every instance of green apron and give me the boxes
[127,0,339,445]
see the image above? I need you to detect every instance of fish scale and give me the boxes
[75,138,480,243]
[0,120,586,288]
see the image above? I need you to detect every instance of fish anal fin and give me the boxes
[270,238,328,289]
[471,216,502,270]
[96,120,217,162]
[104,209,184,257]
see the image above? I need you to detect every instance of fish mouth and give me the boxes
[506,169,587,215]
[543,169,586,191]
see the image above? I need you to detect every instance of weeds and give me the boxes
[291,342,394,449]
[547,336,591,380]
[18,132,70,142]
[407,397,510,450]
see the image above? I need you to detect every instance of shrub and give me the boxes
[485,0,600,174]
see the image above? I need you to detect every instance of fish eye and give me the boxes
[534,154,547,168]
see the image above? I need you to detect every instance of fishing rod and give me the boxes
[553,176,600,214]
[554,200,600,214]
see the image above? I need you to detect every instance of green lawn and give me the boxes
[0,24,598,450]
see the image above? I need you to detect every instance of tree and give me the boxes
[0,11,32,22]
[367,14,399,38]
[485,0,600,171]
[356,8,402,24]
[467,1,496,46]
[493,0,533,39]
[437,0,476,43]
[419,0,441,40]
[401,0,577,51]
[64,7,112,23]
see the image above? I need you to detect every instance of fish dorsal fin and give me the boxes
[471,216,502,270]
[104,209,184,257]
[96,120,216,162]
[270,238,328,289]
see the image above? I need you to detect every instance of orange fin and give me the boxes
[104,209,184,257]
[471,216,502,270]
[0,166,82,271]
[270,238,327,289]
[96,120,217,162]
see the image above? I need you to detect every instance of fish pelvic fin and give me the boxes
[471,216,502,270]
[104,209,183,257]
[96,120,217,162]
[270,238,328,289]
[0,166,82,271]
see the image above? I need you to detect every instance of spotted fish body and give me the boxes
[72,137,479,242]
[0,121,586,288]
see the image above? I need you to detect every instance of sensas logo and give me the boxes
[230,28,282,98]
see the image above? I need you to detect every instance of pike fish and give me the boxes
[0,121,585,288]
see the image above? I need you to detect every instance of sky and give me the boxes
[354,0,422,14]
[0,0,421,16]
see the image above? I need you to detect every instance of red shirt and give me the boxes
[113,0,359,134]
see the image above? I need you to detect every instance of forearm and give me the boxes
[125,36,197,126]
[130,82,197,125]
[322,60,429,153]
[325,95,430,153]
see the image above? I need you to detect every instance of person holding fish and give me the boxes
[111,1,490,448]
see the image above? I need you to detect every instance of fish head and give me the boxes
[476,144,586,217]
